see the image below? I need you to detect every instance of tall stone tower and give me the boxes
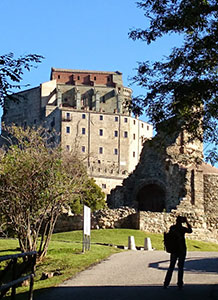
[1,68,153,195]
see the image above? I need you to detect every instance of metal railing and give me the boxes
[0,251,37,300]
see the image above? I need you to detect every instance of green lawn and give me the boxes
[51,228,218,252]
[1,229,218,299]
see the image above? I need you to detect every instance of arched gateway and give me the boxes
[137,184,165,212]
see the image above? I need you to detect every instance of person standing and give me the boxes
[163,216,192,289]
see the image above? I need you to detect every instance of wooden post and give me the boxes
[28,253,36,300]
[11,257,17,300]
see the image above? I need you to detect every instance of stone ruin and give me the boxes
[106,125,218,243]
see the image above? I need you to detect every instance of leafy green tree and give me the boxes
[129,0,218,164]
[71,178,106,213]
[0,52,43,107]
[0,125,87,259]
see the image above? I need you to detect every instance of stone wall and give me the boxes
[204,174,218,215]
[54,205,218,244]
[2,87,41,127]
[54,214,83,233]
[92,207,138,229]
[139,209,218,244]
[54,207,138,233]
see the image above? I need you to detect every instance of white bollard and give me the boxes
[128,236,136,250]
[144,237,153,251]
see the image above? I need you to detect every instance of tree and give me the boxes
[129,0,218,164]
[0,125,89,259]
[0,52,43,107]
[70,178,106,212]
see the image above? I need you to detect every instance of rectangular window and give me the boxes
[82,128,86,134]
[100,115,103,120]
[66,126,70,134]
[124,117,128,123]
[133,120,136,125]
[66,112,71,120]
[82,113,86,119]
[114,148,118,155]
[82,146,85,153]
[115,116,118,122]
[147,125,149,130]
[102,184,106,189]
[133,151,136,157]
[124,131,128,138]
[99,129,103,136]
[99,147,103,154]
[141,123,144,128]
[77,76,80,80]
[58,75,61,79]
[133,133,136,140]
[94,76,97,81]
[114,130,118,137]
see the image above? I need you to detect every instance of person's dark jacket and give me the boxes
[169,223,192,254]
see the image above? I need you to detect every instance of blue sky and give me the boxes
[1,0,215,165]
[0,0,178,103]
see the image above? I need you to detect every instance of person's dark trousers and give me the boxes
[164,252,186,288]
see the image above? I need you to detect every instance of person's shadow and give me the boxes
[149,257,218,274]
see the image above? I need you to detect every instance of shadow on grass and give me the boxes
[149,256,218,274]
[0,248,20,253]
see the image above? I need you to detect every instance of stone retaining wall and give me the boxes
[92,207,138,229]
[54,206,218,244]
[54,207,138,233]
[54,214,83,233]
[139,210,218,244]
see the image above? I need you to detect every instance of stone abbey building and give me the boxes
[4,68,217,243]
[1,68,153,194]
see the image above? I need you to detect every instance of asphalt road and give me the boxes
[35,250,218,300]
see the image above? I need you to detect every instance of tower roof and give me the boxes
[51,68,122,76]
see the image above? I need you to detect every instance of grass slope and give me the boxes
[51,229,218,252]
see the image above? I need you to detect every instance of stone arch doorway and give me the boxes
[137,184,165,212]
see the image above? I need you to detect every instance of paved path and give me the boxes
[35,250,218,300]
